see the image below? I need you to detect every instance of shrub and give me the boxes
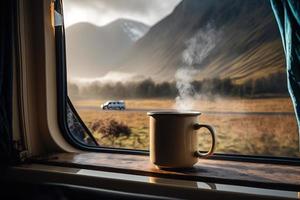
[90,119,132,139]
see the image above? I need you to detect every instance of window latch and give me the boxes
[51,0,63,28]
[54,10,63,27]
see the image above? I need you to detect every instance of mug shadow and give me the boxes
[157,166,209,174]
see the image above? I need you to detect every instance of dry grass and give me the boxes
[199,114,299,157]
[78,111,149,150]
[73,97,300,157]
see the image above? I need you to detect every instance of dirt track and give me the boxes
[75,105,295,116]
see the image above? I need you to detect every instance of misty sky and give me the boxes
[63,0,182,27]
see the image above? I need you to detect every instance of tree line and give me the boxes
[68,72,289,99]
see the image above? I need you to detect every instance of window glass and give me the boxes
[66,102,98,146]
[64,0,300,157]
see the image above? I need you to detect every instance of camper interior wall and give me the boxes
[16,0,76,157]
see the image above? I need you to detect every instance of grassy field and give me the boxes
[72,97,300,157]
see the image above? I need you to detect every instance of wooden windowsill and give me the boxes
[30,152,300,191]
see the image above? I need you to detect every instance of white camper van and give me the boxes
[101,100,126,110]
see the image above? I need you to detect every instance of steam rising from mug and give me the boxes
[175,24,219,110]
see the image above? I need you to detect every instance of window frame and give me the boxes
[55,0,300,165]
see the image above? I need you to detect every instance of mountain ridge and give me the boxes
[66,0,285,84]
[116,0,285,83]
[66,19,149,78]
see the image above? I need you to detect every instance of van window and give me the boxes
[63,0,299,158]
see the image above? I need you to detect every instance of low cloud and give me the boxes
[63,0,182,27]
[70,71,145,84]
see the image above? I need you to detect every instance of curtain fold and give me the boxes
[0,0,15,163]
[271,0,300,147]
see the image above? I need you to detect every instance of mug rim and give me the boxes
[147,110,201,116]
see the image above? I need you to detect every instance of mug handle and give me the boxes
[193,123,216,158]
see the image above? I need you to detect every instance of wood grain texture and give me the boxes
[31,153,300,191]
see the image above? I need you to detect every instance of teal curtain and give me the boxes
[271,0,300,146]
[0,0,16,164]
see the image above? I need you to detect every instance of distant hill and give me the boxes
[66,19,149,78]
[116,0,285,83]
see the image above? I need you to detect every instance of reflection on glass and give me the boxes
[149,177,198,188]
